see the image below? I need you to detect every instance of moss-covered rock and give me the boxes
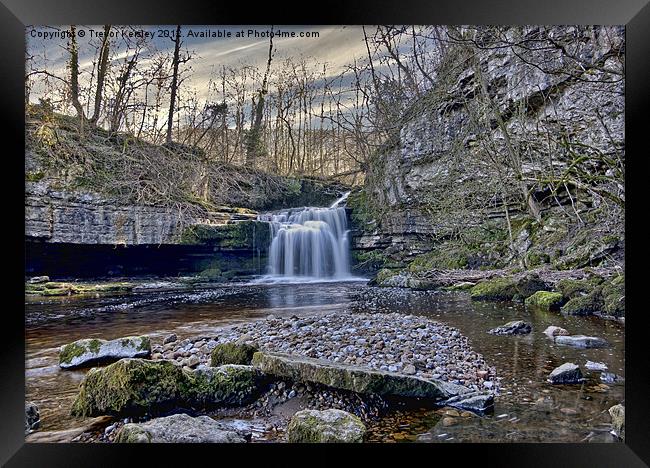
[470,277,518,301]
[287,409,366,443]
[602,275,625,317]
[210,342,258,366]
[59,336,151,369]
[182,365,264,408]
[525,291,565,311]
[71,359,186,417]
[556,277,601,300]
[514,273,549,299]
[251,351,459,399]
[560,290,604,316]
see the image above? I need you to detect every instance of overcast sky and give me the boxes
[27,25,373,104]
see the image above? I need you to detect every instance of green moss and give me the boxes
[42,288,71,296]
[287,410,366,443]
[26,171,45,182]
[71,359,185,417]
[470,277,518,301]
[556,278,600,300]
[408,247,469,272]
[525,291,565,310]
[560,290,604,316]
[60,342,87,365]
[88,339,102,354]
[182,365,263,408]
[137,336,151,352]
[602,275,625,317]
[374,268,399,285]
[525,251,550,267]
[210,342,258,367]
[180,221,269,249]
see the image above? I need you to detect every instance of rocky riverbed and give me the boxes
[150,312,499,394]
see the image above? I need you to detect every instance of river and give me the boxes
[25,280,624,443]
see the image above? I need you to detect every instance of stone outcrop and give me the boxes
[59,336,151,369]
[251,351,464,400]
[287,409,366,443]
[115,413,246,443]
[210,342,259,367]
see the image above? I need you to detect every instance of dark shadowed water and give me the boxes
[25,281,624,442]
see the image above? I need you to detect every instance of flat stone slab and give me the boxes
[554,335,609,349]
[251,351,463,400]
[59,336,151,369]
[287,409,365,443]
[115,413,246,443]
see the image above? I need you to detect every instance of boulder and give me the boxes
[184,365,264,408]
[115,413,246,443]
[470,277,518,301]
[287,409,365,443]
[608,404,625,440]
[554,335,609,349]
[251,351,460,400]
[543,326,569,338]
[488,320,531,336]
[514,273,549,299]
[556,278,600,300]
[71,358,264,417]
[602,276,625,317]
[71,359,186,417]
[548,363,583,384]
[525,291,564,310]
[443,392,494,414]
[59,336,151,369]
[560,291,604,316]
[25,401,40,434]
[210,342,259,366]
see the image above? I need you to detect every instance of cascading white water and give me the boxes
[258,192,352,279]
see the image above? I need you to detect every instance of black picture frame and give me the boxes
[2,1,647,466]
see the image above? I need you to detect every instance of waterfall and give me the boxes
[258,192,352,279]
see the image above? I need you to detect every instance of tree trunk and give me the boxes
[68,26,85,124]
[90,25,111,124]
[245,28,273,167]
[166,25,182,145]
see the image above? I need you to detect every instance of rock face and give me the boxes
[71,358,263,417]
[287,409,366,443]
[251,351,460,400]
[488,320,532,336]
[608,404,625,440]
[349,26,624,272]
[554,335,609,349]
[210,342,259,366]
[25,401,40,434]
[548,363,583,384]
[59,336,151,369]
[115,413,246,443]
